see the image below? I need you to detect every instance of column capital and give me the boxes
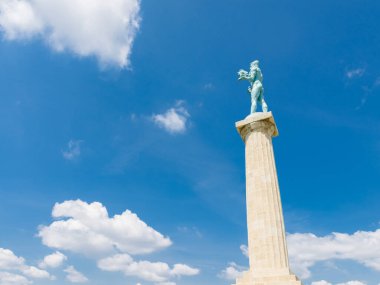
[235,112,279,142]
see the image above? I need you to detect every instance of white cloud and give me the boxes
[0,0,43,40]
[336,282,366,285]
[311,281,367,285]
[20,266,51,279]
[64,266,88,283]
[0,249,24,270]
[287,229,380,279]
[240,244,248,258]
[0,248,52,281]
[0,271,31,285]
[98,254,199,283]
[0,0,141,68]
[38,200,172,256]
[311,281,332,285]
[346,68,365,79]
[39,251,67,268]
[62,140,82,161]
[203,83,215,90]
[218,262,246,280]
[170,264,199,276]
[177,226,202,238]
[152,102,190,134]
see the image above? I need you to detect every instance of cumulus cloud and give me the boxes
[38,200,172,256]
[287,230,380,279]
[0,248,52,282]
[0,0,43,39]
[0,271,31,285]
[20,266,51,279]
[238,229,380,279]
[346,68,365,79]
[152,102,190,134]
[218,262,246,280]
[98,254,199,283]
[64,266,88,283]
[311,281,332,285]
[336,282,366,285]
[62,140,82,161]
[0,0,141,68]
[39,251,67,269]
[170,264,199,276]
[0,249,24,270]
[311,281,367,285]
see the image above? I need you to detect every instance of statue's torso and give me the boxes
[249,68,263,84]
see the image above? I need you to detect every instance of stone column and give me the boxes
[234,112,302,285]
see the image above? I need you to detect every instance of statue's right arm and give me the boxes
[238,69,249,80]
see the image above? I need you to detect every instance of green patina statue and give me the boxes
[238,60,268,114]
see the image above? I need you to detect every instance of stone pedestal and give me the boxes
[234,112,302,285]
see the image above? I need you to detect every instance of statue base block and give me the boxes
[233,270,302,285]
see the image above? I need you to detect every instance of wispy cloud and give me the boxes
[239,244,248,257]
[64,266,88,283]
[203,83,215,91]
[355,76,380,110]
[177,226,203,238]
[62,140,83,161]
[152,101,190,134]
[0,0,141,68]
[346,68,365,79]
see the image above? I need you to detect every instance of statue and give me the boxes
[238,60,268,114]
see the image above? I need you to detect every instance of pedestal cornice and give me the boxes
[235,111,279,142]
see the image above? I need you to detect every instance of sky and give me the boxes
[0,0,380,285]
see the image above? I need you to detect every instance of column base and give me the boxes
[233,270,303,285]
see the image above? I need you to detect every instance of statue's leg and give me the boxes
[250,84,260,114]
[261,98,268,112]
[251,97,257,114]
[260,88,268,112]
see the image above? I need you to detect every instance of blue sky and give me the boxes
[0,0,380,284]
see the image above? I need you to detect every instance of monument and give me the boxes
[233,61,302,285]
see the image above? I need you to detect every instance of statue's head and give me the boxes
[250,60,259,69]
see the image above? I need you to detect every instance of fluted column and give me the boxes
[234,112,302,285]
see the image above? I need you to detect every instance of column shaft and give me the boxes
[245,126,289,272]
